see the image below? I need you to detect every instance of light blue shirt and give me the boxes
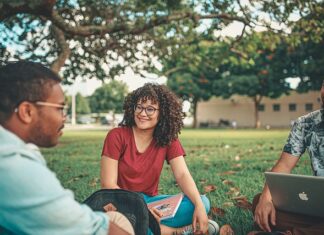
[0,126,109,235]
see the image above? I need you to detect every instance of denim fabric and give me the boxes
[143,193,210,235]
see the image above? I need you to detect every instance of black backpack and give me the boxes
[83,189,161,235]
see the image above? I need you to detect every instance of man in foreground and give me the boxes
[0,61,134,235]
[251,82,324,235]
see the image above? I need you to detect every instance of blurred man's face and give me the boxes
[31,83,66,147]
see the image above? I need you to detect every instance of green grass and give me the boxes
[42,129,312,235]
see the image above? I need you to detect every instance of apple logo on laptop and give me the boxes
[299,192,309,201]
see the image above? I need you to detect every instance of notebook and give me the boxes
[147,193,183,220]
[265,172,324,218]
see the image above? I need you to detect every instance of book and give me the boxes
[147,193,184,220]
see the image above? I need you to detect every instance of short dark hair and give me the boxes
[120,83,184,147]
[0,61,61,123]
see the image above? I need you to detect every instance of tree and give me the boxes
[75,93,91,114]
[0,0,250,82]
[165,39,219,128]
[211,32,292,128]
[89,80,128,125]
[1,0,318,83]
[66,93,91,114]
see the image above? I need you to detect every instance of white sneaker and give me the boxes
[181,220,219,235]
[208,219,219,235]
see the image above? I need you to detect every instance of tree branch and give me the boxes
[0,0,55,21]
[50,26,70,73]
[163,66,187,76]
[49,10,250,37]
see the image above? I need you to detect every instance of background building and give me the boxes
[197,91,321,128]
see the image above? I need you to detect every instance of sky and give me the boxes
[63,67,167,96]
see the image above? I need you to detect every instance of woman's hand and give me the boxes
[149,207,164,224]
[192,204,209,234]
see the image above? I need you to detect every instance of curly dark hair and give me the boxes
[0,61,61,124]
[119,83,184,147]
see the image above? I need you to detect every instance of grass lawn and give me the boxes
[43,128,312,235]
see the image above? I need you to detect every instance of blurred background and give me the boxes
[1,0,323,129]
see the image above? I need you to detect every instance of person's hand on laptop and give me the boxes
[254,192,276,232]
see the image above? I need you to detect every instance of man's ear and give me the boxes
[15,102,36,124]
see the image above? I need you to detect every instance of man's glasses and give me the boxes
[15,101,68,117]
[134,104,159,116]
[35,101,68,116]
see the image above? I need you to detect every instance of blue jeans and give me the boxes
[142,193,210,235]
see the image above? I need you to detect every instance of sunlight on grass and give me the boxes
[43,128,312,235]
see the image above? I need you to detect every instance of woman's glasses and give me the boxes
[134,104,159,116]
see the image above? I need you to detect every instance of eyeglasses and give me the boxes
[15,101,68,116]
[134,104,159,116]
[35,101,68,116]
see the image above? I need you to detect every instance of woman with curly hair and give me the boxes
[100,83,218,235]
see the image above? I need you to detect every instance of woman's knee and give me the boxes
[201,195,211,213]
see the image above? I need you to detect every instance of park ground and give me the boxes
[43,128,312,235]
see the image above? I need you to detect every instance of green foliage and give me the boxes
[212,32,291,99]
[89,80,128,114]
[65,92,91,115]
[76,93,91,114]
[1,0,323,84]
[43,128,313,234]
[284,40,324,92]
[164,37,218,127]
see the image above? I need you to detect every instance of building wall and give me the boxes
[197,91,322,128]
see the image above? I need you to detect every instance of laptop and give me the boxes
[265,172,324,218]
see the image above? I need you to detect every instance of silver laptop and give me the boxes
[265,172,324,218]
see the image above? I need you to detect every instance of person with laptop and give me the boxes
[250,82,324,235]
[0,61,134,235]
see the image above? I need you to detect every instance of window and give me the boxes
[273,104,280,112]
[258,104,265,111]
[289,103,297,112]
[305,103,313,112]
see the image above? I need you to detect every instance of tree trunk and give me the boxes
[50,26,70,73]
[112,112,116,127]
[192,99,198,128]
[253,96,263,128]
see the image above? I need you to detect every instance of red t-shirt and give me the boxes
[101,127,185,196]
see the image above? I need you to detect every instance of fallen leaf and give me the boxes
[218,170,237,176]
[89,177,99,187]
[210,206,226,217]
[222,179,234,186]
[199,179,207,184]
[233,197,252,211]
[226,187,240,196]
[222,202,234,208]
[204,184,217,193]
[232,163,242,168]
[220,224,235,235]
[231,195,247,200]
